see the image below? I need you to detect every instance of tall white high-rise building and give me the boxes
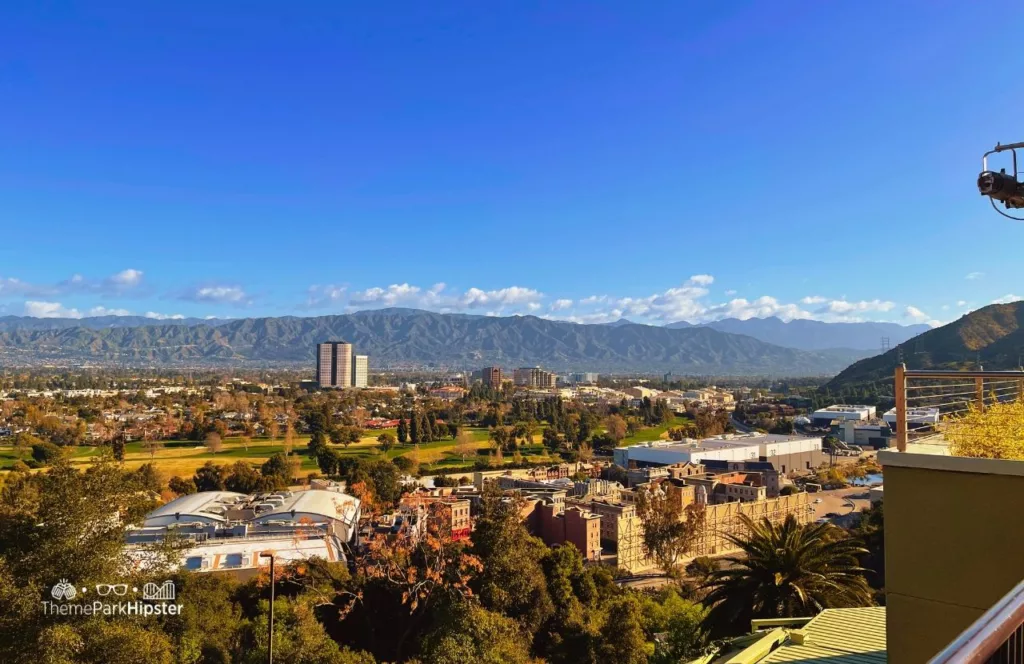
[352,355,368,388]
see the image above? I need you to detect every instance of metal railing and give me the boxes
[929,578,1024,663]
[893,366,1024,452]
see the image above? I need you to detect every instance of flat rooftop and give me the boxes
[627,433,810,452]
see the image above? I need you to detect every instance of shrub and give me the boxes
[31,442,63,465]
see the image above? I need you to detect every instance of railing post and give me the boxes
[976,376,986,413]
[895,364,907,452]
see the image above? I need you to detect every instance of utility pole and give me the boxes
[259,552,276,664]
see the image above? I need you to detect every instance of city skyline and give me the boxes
[2,3,1023,327]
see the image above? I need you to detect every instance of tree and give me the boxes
[225,462,263,494]
[397,418,408,444]
[169,475,197,495]
[111,437,125,462]
[239,435,252,452]
[392,455,416,474]
[454,430,477,464]
[143,440,164,460]
[409,414,420,444]
[542,427,561,451]
[702,514,872,633]
[205,432,223,455]
[365,459,402,507]
[603,414,628,443]
[471,486,553,635]
[634,483,706,577]
[377,432,396,454]
[261,452,294,489]
[420,601,531,664]
[30,442,63,465]
[447,422,459,440]
[193,461,228,491]
[593,596,648,664]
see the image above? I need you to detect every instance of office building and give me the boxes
[513,366,557,389]
[481,366,503,389]
[569,372,599,384]
[316,341,353,388]
[351,355,368,388]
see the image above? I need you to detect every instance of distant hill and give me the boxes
[824,303,1024,393]
[0,307,869,374]
[665,317,928,351]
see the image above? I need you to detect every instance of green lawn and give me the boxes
[0,426,547,477]
[619,416,688,445]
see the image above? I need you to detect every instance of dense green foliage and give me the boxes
[702,514,873,633]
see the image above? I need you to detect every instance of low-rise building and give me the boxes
[614,433,824,476]
[513,367,557,389]
[126,489,361,576]
[528,500,602,561]
[810,404,876,426]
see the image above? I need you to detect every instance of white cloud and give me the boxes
[904,305,929,321]
[941,304,950,311]
[706,296,812,321]
[688,274,714,286]
[23,301,82,318]
[460,286,543,309]
[108,269,143,287]
[966,272,984,280]
[182,285,249,304]
[345,282,543,314]
[550,299,574,311]
[580,295,608,305]
[800,296,827,305]
[957,300,968,307]
[821,299,895,315]
[724,289,737,296]
[992,294,1024,304]
[303,284,348,310]
[145,311,186,320]
[87,306,132,317]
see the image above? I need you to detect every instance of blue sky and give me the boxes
[1,2,1022,326]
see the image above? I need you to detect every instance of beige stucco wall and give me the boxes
[881,452,1024,663]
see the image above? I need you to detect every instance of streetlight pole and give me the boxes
[259,552,275,664]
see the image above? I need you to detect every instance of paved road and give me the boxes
[809,486,871,521]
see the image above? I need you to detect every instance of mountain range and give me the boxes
[0,308,873,374]
[824,302,1024,393]
[665,317,929,351]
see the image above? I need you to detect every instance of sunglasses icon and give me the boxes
[95,584,128,596]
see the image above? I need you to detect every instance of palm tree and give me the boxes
[702,514,872,633]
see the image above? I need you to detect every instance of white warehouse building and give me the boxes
[614,433,825,476]
[126,489,361,576]
[810,404,876,426]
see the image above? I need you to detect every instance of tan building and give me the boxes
[692,492,811,557]
[316,341,352,388]
[567,496,652,572]
[351,355,368,388]
[514,367,557,389]
[481,366,503,389]
[529,501,602,561]
[570,487,810,573]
